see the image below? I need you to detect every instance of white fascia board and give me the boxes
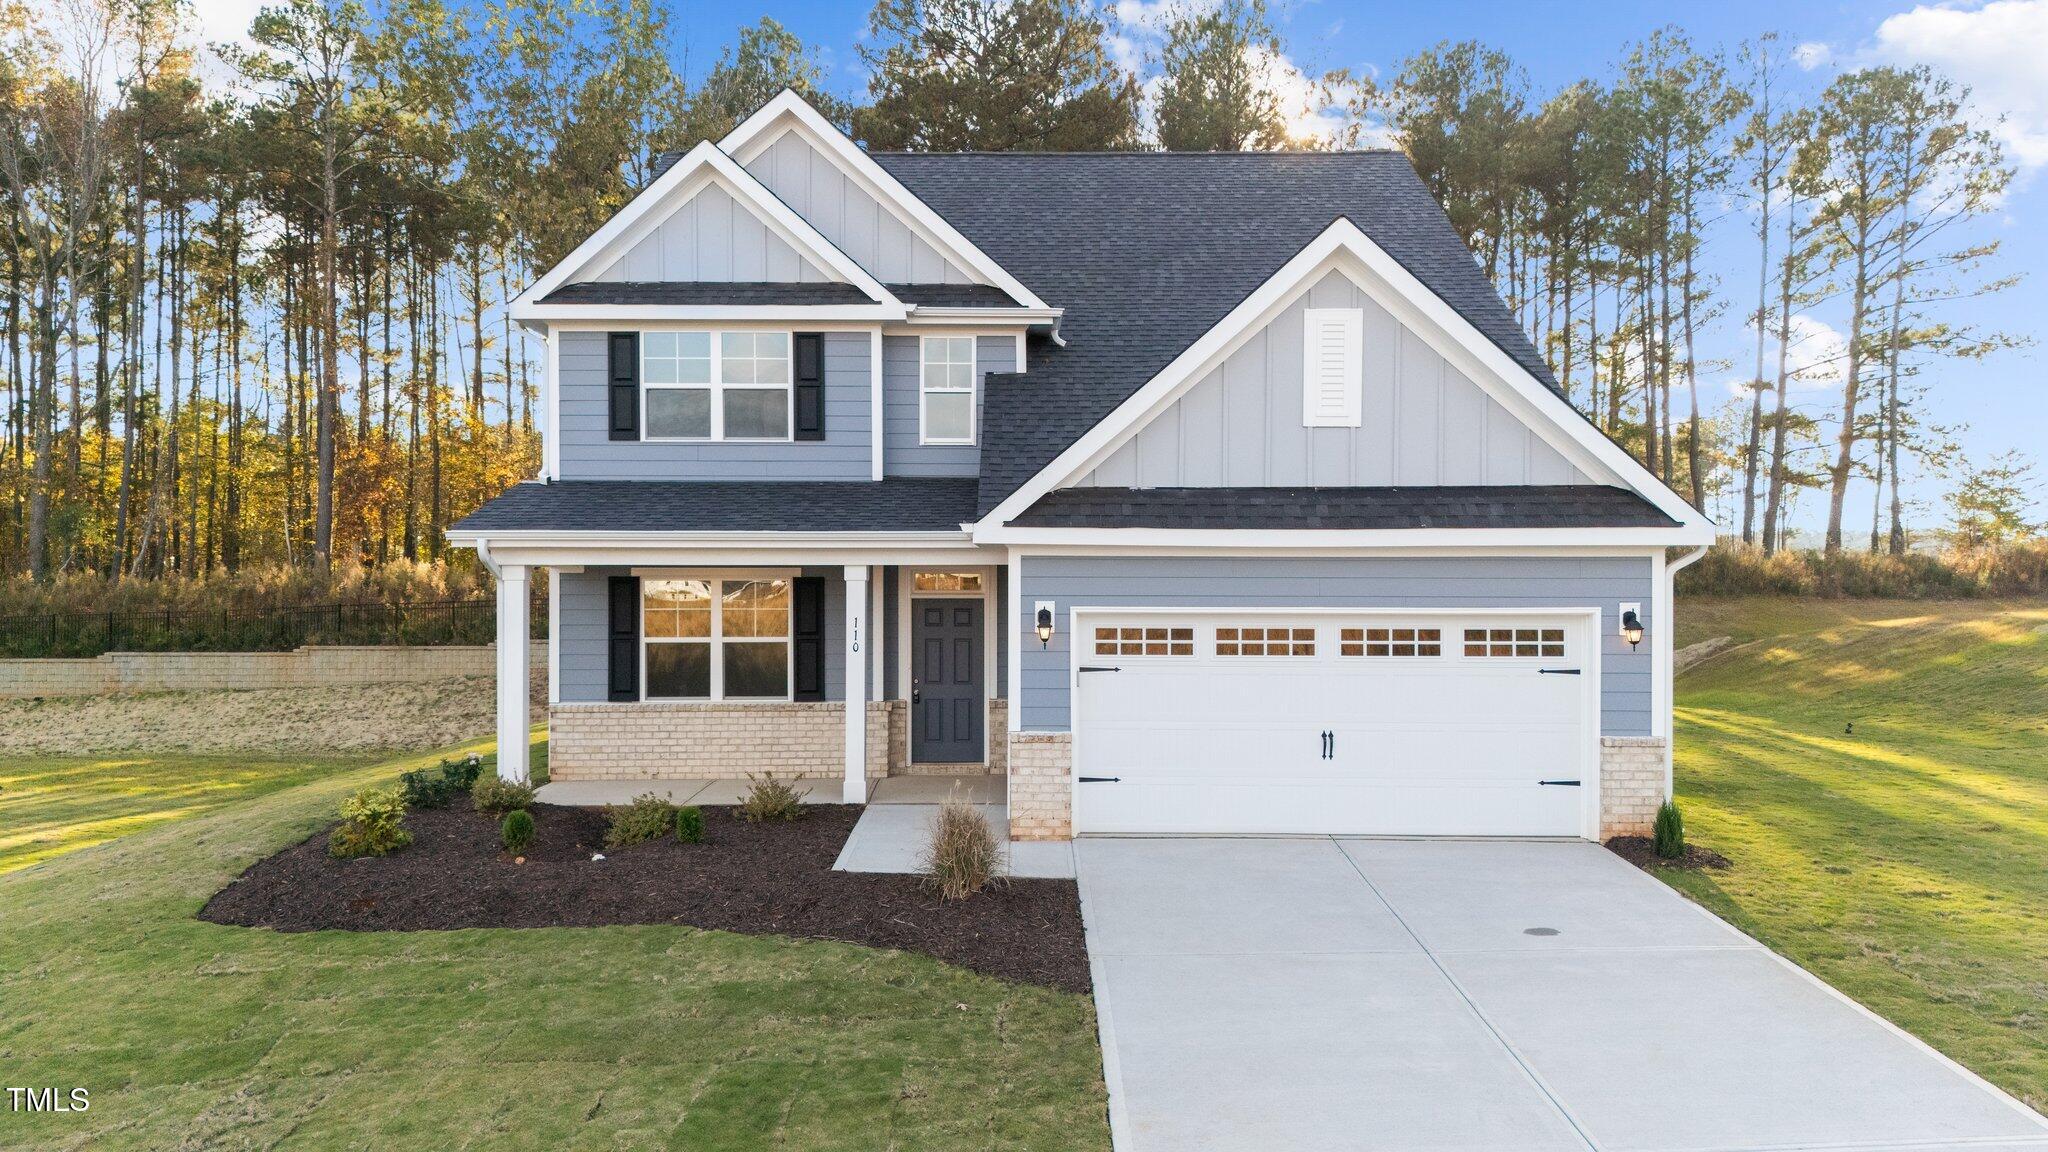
[514,140,899,311]
[971,525,1715,549]
[973,217,1712,535]
[900,307,1064,326]
[720,91,1051,312]
[510,303,910,324]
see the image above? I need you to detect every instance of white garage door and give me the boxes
[1072,612,1595,837]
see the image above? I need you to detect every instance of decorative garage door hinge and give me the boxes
[1538,668,1582,675]
[1077,665,1122,673]
[1078,776,1121,783]
[1537,779,1583,787]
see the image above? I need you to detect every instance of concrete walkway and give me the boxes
[832,776,1076,879]
[1078,837,2048,1152]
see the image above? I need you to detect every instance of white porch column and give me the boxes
[843,565,870,803]
[495,563,531,784]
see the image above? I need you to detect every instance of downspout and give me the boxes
[1661,544,1710,800]
[474,537,500,578]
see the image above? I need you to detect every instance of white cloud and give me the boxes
[1729,312,1849,394]
[1869,0,2048,167]
[1793,41,1833,70]
[1109,0,1370,148]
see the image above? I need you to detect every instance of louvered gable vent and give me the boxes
[1302,307,1363,428]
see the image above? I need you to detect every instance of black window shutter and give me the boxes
[792,576,826,701]
[607,332,639,441]
[793,333,825,442]
[607,576,640,701]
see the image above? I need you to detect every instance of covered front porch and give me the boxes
[482,546,1016,813]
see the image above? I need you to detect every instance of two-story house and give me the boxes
[449,90,1715,844]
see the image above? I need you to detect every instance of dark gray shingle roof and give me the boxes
[1011,486,1675,530]
[893,283,1024,308]
[538,281,876,306]
[871,152,1561,516]
[452,478,979,535]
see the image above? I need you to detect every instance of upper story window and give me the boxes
[920,335,976,445]
[643,330,791,441]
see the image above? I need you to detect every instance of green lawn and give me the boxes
[0,737,1108,1150]
[0,753,381,875]
[1668,598,2048,1112]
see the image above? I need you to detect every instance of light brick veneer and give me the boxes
[0,644,525,698]
[1007,731,1072,841]
[987,699,1009,773]
[548,700,899,782]
[1600,736,1668,838]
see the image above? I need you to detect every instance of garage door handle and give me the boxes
[1538,668,1582,675]
[1077,665,1122,673]
[1538,779,1582,787]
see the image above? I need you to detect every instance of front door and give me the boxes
[912,598,984,763]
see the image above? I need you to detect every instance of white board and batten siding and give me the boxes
[592,183,832,284]
[1078,270,1590,488]
[743,130,978,286]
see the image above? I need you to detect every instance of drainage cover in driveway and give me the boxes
[1076,837,2048,1152]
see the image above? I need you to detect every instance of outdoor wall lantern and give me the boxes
[1035,603,1056,649]
[1620,607,1645,650]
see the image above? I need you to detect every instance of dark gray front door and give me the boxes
[912,598,984,763]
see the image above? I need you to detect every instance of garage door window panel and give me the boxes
[1340,627,1442,657]
[1095,625,1194,657]
[1462,627,1566,658]
[1216,626,1315,657]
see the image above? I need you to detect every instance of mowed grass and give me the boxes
[0,737,1109,1151]
[0,753,379,875]
[1668,598,2048,1111]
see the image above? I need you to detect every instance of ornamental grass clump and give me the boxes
[1653,801,1685,860]
[604,793,676,849]
[329,786,411,859]
[674,805,705,844]
[501,809,535,854]
[471,775,536,815]
[740,774,808,823]
[921,797,1006,901]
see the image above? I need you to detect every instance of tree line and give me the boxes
[0,0,2028,582]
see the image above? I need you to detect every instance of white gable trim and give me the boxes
[513,141,897,319]
[721,91,1050,311]
[971,218,1713,542]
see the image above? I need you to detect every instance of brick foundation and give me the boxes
[986,699,1009,774]
[1007,731,1072,841]
[1600,736,1668,838]
[548,700,899,782]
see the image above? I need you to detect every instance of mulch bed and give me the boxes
[199,802,1090,993]
[1605,835,1733,872]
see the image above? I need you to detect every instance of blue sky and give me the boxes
[643,0,2048,535]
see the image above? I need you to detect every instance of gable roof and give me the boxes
[868,151,1573,518]
[512,140,898,320]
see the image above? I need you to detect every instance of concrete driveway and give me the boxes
[1077,838,2048,1152]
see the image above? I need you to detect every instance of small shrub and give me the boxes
[604,793,676,849]
[329,786,411,859]
[401,755,485,809]
[444,754,484,791]
[501,809,535,853]
[399,766,456,809]
[1653,801,1685,860]
[740,774,809,823]
[675,805,705,844]
[921,798,1005,901]
[471,774,536,815]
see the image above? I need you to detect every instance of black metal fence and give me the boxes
[0,597,549,659]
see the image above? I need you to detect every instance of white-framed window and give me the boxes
[1095,625,1194,657]
[1340,626,1443,657]
[1216,625,1316,657]
[642,330,792,441]
[642,577,792,699]
[1462,627,1565,659]
[1302,307,1363,427]
[919,335,976,444]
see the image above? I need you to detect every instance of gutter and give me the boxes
[473,537,501,578]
